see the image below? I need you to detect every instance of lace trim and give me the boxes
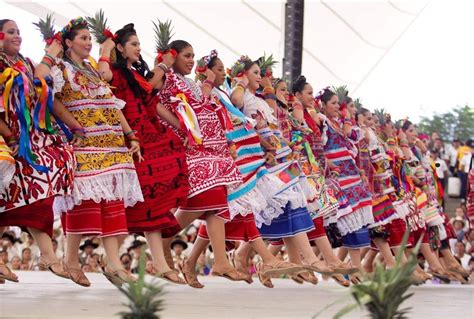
[337,206,374,236]
[51,65,65,95]
[393,201,410,219]
[61,61,112,98]
[254,176,308,228]
[53,171,144,215]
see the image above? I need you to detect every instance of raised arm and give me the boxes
[97,38,116,82]
[34,40,63,79]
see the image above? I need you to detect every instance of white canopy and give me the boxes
[3,0,473,120]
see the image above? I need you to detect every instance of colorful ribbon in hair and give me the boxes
[173,93,203,145]
[156,49,177,64]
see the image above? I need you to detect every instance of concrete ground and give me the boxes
[0,271,472,319]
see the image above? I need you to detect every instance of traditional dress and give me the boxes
[110,67,187,237]
[157,70,241,217]
[0,54,75,236]
[321,116,373,248]
[52,59,143,236]
[242,90,312,239]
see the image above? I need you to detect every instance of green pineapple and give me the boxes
[332,85,349,104]
[86,9,110,44]
[32,13,56,43]
[117,249,165,319]
[258,53,278,77]
[330,230,421,319]
[152,19,174,53]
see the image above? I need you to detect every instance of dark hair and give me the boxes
[62,24,88,50]
[207,56,219,69]
[402,119,413,131]
[0,19,13,31]
[356,107,370,122]
[291,75,308,94]
[169,40,192,53]
[466,139,473,148]
[113,23,153,97]
[320,88,336,104]
[343,96,353,105]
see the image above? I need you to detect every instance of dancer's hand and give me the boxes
[129,140,143,162]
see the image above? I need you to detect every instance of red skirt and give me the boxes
[409,226,429,246]
[386,218,407,248]
[62,200,128,237]
[198,213,261,242]
[0,197,54,237]
[127,139,188,237]
[180,186,229,220]
[306,216,327,241]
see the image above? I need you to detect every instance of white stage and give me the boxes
[0,271,472,319]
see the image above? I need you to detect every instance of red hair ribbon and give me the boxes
[156,49,177,63]
[195,66,207,73]
[0,32,4,40]
[45,32,63,45]
[265,69,272,77]
[102,28,117,40]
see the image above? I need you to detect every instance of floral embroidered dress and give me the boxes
[52,60,143,211]
[242,90,313,239]
[0,55,75,211]
[321,116,374,238]
[0,54,75,235]
[157,70,241,214]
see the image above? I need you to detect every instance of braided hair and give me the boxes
[113,23,153,98]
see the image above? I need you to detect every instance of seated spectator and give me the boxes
[10,256,21,271]
[79,239,99,265]
[454,241,471,271]
[120,253,132,272]
[145,260,154,274]
[171,237,188,269]
[0,249,8,265]
[127,239,147,273]
[21,247,33,270]
[1,232,19,259]
[452,217,466,241]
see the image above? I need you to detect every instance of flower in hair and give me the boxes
[230,55,252,78]
[196,49,218,73]
[60,17,88,40]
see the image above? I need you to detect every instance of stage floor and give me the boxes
[0,271,472,318]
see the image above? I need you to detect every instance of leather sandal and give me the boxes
[0,278,5,284]
[349,272,363,285]
[210,266,248,282]
[427,269,450,283]
[328,262,359,275]
[302,260,333,275]
[232,252,253,284]
[259,261,303,277]
[256,262,274,288]
[63,263,90,287]
[448,265,470,279]
[178,260,204,289]
[331,274,350,287]
[38,257,70,279]
[0,263,19,283]
[447,270,469,284]
[290,274,304,284]
[298,271,318,285]
[100,256,137,287]
[155,268,186,285]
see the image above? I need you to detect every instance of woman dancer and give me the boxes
[52,18,143,287]
[98,24,188,284]
[0,19,74,283]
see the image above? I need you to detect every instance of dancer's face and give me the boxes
[405,124,418,142]
[66,28,92,60]
[1,20,22,56]
[296,84,315,109]
[118,34,141,64]
[323,94,339,118]
[246,63,261,91]
[275,81,289,104]
[346,101,356,119]
[210,58,226,87]
[174,45,195,75]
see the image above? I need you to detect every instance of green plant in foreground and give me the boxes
[117,249,165,319]
[315,229,421,319]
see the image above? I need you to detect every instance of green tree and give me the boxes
[417,105,473,142]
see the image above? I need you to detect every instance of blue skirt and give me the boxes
[342,226,370,248]
[258,203,314,239]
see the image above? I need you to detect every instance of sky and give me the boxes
[1,0,473,122]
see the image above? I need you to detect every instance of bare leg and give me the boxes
[144,231,173,274]
[337,247,349,263]
[28,227,64,274]
[268,243,282,256]
[372,238,396,268]
[205,214,233,271]
[363,249,377,273]
[348,248,362,268]
[64,234,82,269]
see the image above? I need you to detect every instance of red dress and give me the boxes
[111,68,187,237]
[157,70,241,215]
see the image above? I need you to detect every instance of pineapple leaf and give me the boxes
[32,13,56,43]
[152,19,174,53]
[258,53,278,77]
[332,85,348,104]
[85,9,109,44]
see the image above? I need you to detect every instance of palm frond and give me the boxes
[152,19,174,53]
[32,13,56,43]
[85,9,110,44]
